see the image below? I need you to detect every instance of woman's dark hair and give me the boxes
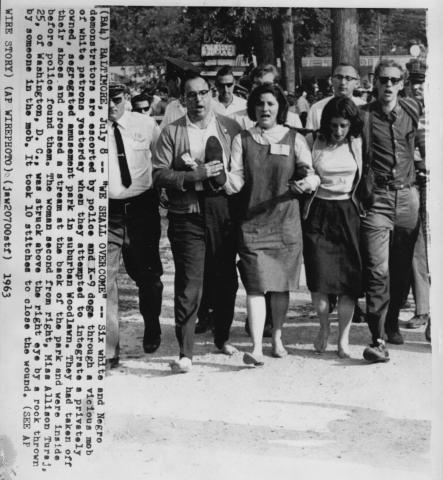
[246,83,289,125]
[318,96,363,139]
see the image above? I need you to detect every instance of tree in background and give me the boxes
[331,9,359,71]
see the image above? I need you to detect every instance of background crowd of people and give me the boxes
[106,58,429,374]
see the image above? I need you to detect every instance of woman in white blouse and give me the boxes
[302,96,364,358]
[231,83,320,366]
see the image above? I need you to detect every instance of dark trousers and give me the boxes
[361,186,419,344]
[106,189,163,359]
[167,195,238,359]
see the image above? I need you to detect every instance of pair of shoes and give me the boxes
[170,357,192,374]
[143,335,161,354]
[352,305,365,323]
[363,340,390,363]
[106,357,120,370]
[386,331,404,345]
[425,318,431,342]
[271,346,288,358]
[406,313,429,329]
[219,343,238,356]
[243,352,265,366]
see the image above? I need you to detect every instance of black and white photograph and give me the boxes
[0,2,442,480]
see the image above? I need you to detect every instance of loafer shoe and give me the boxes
[243,352,264,366]
[406,313,429,329]
[386,331,404,345]
[363,340,390,363]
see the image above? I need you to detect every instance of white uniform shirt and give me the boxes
[108,110,160,199]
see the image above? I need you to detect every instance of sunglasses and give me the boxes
[333,74,357,82]
[378,76,402,85]
[217,82,234,88]
[185,89,210,100]
[134,107,150,113]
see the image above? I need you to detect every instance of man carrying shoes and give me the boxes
[153,71,243,373]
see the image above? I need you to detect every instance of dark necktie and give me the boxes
[113,122,132,188]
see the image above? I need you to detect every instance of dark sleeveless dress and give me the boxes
[237,129,304,294]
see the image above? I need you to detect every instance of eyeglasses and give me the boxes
[378,76,402,85]
[134,107,150,113]
[185,89,210,100]
[110,96,124,104]
[333,74,357,82]
[216,82,234,89]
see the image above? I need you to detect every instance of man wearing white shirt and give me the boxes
[212,66,247,116]
[153,71,243,373]
[106,83,163,369]
[305,63,366,132]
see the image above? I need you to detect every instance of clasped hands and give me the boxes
[287,178,313,195]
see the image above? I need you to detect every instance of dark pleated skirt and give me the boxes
[303,197,362,297]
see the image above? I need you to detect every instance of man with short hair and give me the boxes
[106,83,163,369]
[213,66,247,115]
[153,71,243,373]
[305,63,366,132]
[131,93,152,115]
[360,59,423,363]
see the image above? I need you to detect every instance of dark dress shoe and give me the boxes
[386,331,404,345]
[363,340,389,363]
[406,313,429,329]
[106,357,120,370]
[143,336,161,354]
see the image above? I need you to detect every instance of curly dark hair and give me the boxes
[246,83,289,125]
[318,97,363,139]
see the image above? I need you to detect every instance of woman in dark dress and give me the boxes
[302,97,363,358]
[231,83,320,366]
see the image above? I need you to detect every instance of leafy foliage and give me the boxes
[110,7,427,67]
